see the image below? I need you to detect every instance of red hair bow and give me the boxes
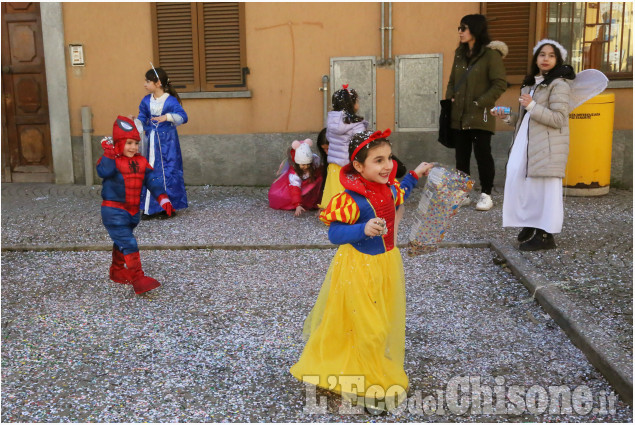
[350,128,391,162]
[342,84,349,90]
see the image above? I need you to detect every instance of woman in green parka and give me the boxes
[446,14,507,211]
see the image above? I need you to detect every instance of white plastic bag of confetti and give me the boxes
[407,164,474,256]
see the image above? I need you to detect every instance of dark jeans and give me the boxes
[453,129,495,195]
[101,206,141,255]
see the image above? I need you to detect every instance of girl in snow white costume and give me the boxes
[290,129,432,408]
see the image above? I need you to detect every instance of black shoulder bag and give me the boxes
[438,61,478,148]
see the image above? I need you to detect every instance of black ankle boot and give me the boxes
[519,229,556,251]
[517,227,535,242]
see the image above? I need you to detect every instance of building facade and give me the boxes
[1,2,632,188]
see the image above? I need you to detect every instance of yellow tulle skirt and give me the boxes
[318,163,345,209]
[290,244,408,407]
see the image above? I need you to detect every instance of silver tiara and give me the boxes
[150,62,160,82]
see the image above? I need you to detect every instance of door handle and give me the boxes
[1,66,12,74]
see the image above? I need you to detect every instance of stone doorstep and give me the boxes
[1,239,632,406]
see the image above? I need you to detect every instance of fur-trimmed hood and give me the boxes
[487,40,508,59]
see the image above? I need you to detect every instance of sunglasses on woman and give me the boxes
[458,25,468,32]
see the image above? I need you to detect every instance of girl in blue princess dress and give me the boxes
[137,66,188,218]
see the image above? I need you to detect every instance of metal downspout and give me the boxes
[319,75,329,127]
[379,3,385,65]
[387,2,393,65]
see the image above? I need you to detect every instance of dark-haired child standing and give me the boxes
[137,66,188,218]
[319,85,369,208]
[494,39,577,251]
[290,129,432,407]
[98,116,173,295]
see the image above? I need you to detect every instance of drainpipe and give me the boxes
[319,75,329,127]
[81,106,94,186]
[379,3,386,66]
[386,2,394,65]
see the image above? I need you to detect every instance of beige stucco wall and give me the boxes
[62,2,479,136]
[63,3,153,136]
[62,2,632,138]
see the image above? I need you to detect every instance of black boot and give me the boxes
[519,229,556,251]
[517,227,535,242]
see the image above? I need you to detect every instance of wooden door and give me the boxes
[1,2,54,183]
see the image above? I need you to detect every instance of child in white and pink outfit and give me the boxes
[268,139,324,216]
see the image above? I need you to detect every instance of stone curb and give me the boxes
[491,240,633,405]
[0,241,492,252]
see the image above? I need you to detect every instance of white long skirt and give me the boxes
[502,113,564,234]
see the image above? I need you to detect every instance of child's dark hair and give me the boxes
[317,128,329,192]
[288,148,318,182]
[458,14,491,59]
[145,67,182,105]
[348,131,391,165]
[317,128,329,164]
[332,87,364,124]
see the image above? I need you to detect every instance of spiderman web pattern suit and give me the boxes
[97,116,171,295]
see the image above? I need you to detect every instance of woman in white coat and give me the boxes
[493,39,576,251]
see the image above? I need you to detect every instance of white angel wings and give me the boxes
[569,69,609,110]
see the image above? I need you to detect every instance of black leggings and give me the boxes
[453,129,495,195]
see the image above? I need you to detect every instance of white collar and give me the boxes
[151,93,169,102]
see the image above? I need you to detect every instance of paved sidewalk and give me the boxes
[1,183,632,421]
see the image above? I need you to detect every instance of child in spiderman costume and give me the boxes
[97,116,174,295]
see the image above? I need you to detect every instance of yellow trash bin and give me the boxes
[564,92,615,196]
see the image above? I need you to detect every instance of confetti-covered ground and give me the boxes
[1,183,632,421]
[1,249,631,422]
[2,184,632,355]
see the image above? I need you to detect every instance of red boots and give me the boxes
[109,247,161,295]
[124,251,161,295]
[109,246,132,284]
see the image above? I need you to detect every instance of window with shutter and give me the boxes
[151,2,247,93]
[482,3,537,83]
